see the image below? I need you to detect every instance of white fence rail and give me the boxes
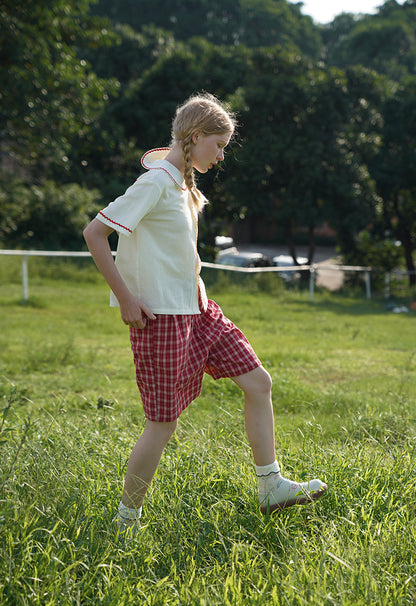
[0,249,373,302]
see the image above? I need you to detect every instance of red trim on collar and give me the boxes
[141,148,187,191]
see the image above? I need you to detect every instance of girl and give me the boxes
[83,93,327,536]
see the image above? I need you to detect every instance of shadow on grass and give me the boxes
[294,294,415,317]
[0,297,48,309]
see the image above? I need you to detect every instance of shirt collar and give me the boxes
[141,148,187,191]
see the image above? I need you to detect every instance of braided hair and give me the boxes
[171,93,236,211]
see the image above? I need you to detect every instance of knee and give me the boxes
[236,365,272,399]
[256,366,273,395]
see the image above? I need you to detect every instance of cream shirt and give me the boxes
[96,148,207,314]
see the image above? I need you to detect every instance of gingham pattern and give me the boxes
[130,299,261,422]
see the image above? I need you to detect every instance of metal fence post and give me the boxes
[384,273,390,299]
[309,266,315,302]
[22,255,29,302]
[364,270,371,300]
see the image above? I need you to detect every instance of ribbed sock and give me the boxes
[255,460,281,496]
[116,501,142,522]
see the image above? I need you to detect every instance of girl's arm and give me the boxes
[83,218,156,329]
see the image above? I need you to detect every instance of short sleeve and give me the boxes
[96,174,162,236]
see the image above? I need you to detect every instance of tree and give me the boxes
[324,1,416,81]
[0,0,117,180]
[108,37,250,152]
[321,12,360,57]
[90,0,322,58]
[0,178,101,250]
[220,49,312,242]
[83,23,177,83]
[220,51,380,264]
[371,77,416,284]
[284,66,380,259]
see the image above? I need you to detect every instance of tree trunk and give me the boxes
[402,232,416,286]
[307,224,316,265]
[284,221,298,262]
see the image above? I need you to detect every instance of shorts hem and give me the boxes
[207,359,262,381]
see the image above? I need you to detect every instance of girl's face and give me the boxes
[191,132,232,173]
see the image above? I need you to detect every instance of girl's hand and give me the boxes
[120,295,156,329]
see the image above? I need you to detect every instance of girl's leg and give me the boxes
[232,366,327,513]
[231,366,275,466]
[122,418,178,509]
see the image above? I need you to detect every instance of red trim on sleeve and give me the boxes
[99,211,132,233]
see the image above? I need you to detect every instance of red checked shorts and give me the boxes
[129,299,261,422]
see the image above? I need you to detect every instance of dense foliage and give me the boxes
[90,0,322,55]
[1,0,415,283]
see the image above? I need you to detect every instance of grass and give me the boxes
[0,258,416,604]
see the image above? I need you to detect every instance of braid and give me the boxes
[182,136,204,210]
[182,135,196,193]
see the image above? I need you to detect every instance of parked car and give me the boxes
[215,235,234,250]
[272,254,308,281]
[217,250,272,268]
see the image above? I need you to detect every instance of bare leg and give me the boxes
[121,418,177,509]
[232,365,327,513]
[231,366,275,466]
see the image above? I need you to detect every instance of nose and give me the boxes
[217,148,225,161]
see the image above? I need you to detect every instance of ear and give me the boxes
[191,130,200,145]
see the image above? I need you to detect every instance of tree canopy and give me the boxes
[0,1,119,176]
[90,0,321,56]
[1,0,416,284]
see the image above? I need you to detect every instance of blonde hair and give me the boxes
[171,93,236,211]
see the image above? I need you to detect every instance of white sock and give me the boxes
[116,501,142,522]
[255,460,281,496]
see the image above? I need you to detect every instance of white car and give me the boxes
[272,254,308,281]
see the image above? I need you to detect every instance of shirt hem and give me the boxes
[109,302,201,315]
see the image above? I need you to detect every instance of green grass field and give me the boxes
[1,259,415,605]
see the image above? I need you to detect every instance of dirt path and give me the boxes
[315,257,344,291]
